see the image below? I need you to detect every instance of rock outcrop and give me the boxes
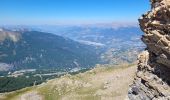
[128,0,170,99]
[0,29,21,42]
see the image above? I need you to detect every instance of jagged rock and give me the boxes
[129,0,170,99]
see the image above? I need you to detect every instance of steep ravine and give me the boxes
[128,0,170,99]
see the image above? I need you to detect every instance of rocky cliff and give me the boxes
[128,0,170,99]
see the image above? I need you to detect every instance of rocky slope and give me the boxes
[128,0,170,99]
[0,64,136,100]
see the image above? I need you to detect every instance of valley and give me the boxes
[0,25,144,93]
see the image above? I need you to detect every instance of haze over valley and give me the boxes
[0,24,144,93]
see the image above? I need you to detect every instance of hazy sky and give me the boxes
[0,0,150,25]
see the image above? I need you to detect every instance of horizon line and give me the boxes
[0,21,139,26]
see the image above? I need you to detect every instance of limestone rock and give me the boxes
[129,0,170,99]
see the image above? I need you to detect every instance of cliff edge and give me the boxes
[128,0,170,99]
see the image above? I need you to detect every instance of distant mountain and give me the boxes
[0,25,145,93]
[0,29,100,71]
[1,24,145,65]
[31,25,145,64]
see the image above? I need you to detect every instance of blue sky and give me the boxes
[0,0,150,25]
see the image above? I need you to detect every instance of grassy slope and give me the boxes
[0,64,137,100]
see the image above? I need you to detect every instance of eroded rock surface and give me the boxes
[128,0,170,99]
[0,29,21,42]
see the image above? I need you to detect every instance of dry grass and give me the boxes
[0,64,137,100]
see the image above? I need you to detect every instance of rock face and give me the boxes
[0,30,21,42]
[128,0,170,99]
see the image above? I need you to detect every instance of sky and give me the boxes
[0,0,150,25]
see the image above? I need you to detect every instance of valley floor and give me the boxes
[0,64,137,100]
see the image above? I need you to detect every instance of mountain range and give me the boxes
[0,25,145,93]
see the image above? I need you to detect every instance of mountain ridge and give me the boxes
[0,29,99,71]
[0,64,137,100]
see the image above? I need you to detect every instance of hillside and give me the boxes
[8,25,144,65]
[36,25,144,64]
[0,29,99,71]
[0,64,137,100]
